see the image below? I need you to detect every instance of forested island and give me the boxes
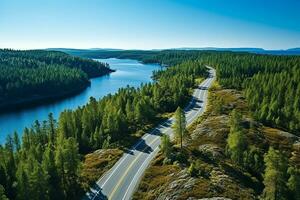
[0,49,113,111]
[0,49,299,200]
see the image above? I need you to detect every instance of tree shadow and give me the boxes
[198,86,208,90]
[148,119,173,136]
[134,139,153,154]
[123,148,134,155]
[184,98,203,112]
[84,184,108,200]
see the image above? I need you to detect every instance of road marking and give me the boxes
[95,116,175,189]
[109,136,161,200]
[122,146,160,200]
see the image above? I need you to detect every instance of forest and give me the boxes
[0,49,299,199]
[0,58,208,200]
[119,50,300,135]
[0,49,112,108]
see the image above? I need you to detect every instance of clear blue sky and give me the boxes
[0,0,299,50]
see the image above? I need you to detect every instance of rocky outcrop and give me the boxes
[198,144,225,161]
[157,169,197,200]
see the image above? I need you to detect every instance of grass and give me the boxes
[80,148,123,191]
[133,152,181,200]
[195,77,205,85]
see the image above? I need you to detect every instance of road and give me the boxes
[84,66,216,200]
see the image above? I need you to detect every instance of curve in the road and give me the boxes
[84,66,216,200]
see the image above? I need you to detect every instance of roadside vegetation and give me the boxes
[133,82,300,200]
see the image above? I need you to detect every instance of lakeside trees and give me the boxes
[0,58,208,199]
[0,49,111,106]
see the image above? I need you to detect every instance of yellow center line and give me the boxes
[109,136,160,200]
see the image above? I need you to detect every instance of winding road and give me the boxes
[84,66,216,200]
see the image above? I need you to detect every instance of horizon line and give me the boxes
[1,46,300,51]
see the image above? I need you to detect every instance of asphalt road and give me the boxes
[84,66,216,200]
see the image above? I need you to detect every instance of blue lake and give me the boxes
[0,58,161,143]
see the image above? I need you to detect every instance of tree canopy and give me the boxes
[0,49,112,106]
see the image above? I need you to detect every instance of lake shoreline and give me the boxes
[0,58,161,143]
[0,70,115,114]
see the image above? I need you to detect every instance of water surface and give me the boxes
[0,58,161,143]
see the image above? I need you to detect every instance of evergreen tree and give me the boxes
[263,147,288,200]
[173,107,187,150]
[48,113,56,144]
[42,143,62,199]
[13,132,20,152]
[160,135,172,158]
[287,166,300,200]
[0,184,8,200]
[226,110,247,165]
[16,163,30,200]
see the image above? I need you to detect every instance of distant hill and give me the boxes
[287,48,300,51]
[172,47,264,52]
[48,47,300,56]
[171,47,300,55]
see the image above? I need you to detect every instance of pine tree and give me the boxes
[16,163,30,200]
[63,138,80,199]
[287,166,300,200]
[42,143,62,199]
[13,131,20,152]
[48,113,56,144]
[0,184,8,200]
[29,162,48,200]
[226,110,247,165]
[160,135,172,158]
[173,107,186,150]
[263,147,288,200]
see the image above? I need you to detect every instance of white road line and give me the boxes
[95,115,175,189]
[122,146,160,200]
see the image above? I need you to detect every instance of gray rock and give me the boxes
[198,144,225,161]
